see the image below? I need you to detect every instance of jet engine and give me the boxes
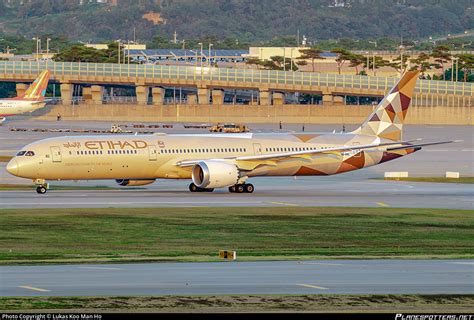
[115,179,156,186]
[192,161,239,189]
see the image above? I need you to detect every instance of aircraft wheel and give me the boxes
[236,184,245,193]
[244,184,254,193]
[205,188,214,192]
[36,186,47,194]
[189,183,198,192]
[228,185,236,193]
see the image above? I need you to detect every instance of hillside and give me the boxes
[0,0,472,44]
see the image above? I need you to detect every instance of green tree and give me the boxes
[430,45,452,80]
[389,54,411,75]
[363,56,391,76]
[348,53,366,75]
[297,48,325,72]
[457,54,474,82]
[331,48,353,75]
[409,53,433,75]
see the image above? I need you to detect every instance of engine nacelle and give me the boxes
[115,179,155,186]
[192,161,239,189]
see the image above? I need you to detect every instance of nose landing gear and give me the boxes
[34,179,48,194]
[36,186,47,194]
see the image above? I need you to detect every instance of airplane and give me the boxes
[7,70,456,194]
[0,70,51,124]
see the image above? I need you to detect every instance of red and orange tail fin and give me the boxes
[353,71,419,141]
[20,70,50,101]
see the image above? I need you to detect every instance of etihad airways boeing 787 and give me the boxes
[0,70,51,124]
[7,71,455,194]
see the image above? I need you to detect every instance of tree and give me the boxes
[348,53,366,75]
[388,54,411,75]
[409,53,432,75]
[297,48,325,72]
[430,45,452,80]
[331,48,353,74]
[363,56,391,76]
[457,54,474,82]
[245,56,297,71]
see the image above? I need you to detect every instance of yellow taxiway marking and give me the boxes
[19,285,50,292]
[269,201,300,207]
[377,202,389,207]
[297,283,329,290]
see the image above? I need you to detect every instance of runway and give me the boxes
[1,176,473,209]
[0,260,472,296]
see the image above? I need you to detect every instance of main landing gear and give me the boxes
[189,183,214,193]
[229,183,254,193]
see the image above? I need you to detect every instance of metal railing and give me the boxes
[0,61,472,96]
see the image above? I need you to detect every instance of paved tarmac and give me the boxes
[1,176,473,209]
[0,260,472,296]
[0,119,472,209]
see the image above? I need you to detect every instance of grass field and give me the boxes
[0,295,472,313]
[0,207,472,264]
[382,177,474,184]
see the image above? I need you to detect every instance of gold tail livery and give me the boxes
[7,71,457,194]
[0,70,51,123]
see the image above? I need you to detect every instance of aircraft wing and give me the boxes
[176,139,424,168]
[384,140,460,152]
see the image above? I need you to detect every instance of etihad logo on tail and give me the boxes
[19,70,50,101]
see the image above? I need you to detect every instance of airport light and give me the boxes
[369,40,377,75]
[198,42,203,69]
[32,37,41,61]
[116,40,122,64]
[398,44,405,77]
[46,38,51,56]
[208,43,213,66]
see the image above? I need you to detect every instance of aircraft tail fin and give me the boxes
[20,70,50,101]
[352,70,419,141]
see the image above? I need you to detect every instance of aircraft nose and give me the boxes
[6,158,19,176]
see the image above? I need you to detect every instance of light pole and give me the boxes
[452,57,459,82]
[208,43,213,66]
[190,50,197,66]
[366,51,370,74]
[46,38,51,56]
[32,37,41,61]
[116,40,121,64]
[283,47,286,71]
[198,42,203,68]
[398,44,405,77]
[369,40,377,75]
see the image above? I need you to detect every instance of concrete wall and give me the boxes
[37,103,474,125]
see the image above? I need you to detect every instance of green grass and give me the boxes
[0,295,472,313]
[0,207,472,264]
[381,177,474,184]
[0,156,12,162]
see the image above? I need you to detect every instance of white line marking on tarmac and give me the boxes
[18,285,50,292]
[298,262,344,266]
[79,266,122,270]
[377,202,389,207]
[297,283,328,290]
[449,262,474,265]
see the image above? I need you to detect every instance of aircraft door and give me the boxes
[253,143,262,155]
[148,145,157,161]
[50,146,62,162]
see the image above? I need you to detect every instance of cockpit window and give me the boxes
[16,151,26,156]
[25,151,35,156]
